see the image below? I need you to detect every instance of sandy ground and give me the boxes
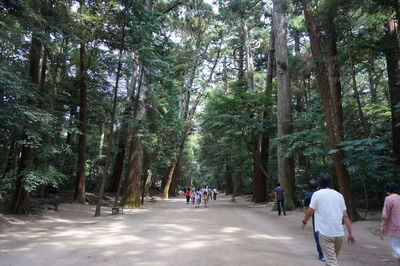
[0,194,396,266]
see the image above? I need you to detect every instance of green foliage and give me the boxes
[330,138,397,181]
[22,166,67,193]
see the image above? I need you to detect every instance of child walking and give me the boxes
[191,189,195,205]
[202,190,208,208]
[195,189,201,208]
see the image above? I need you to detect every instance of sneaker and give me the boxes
[319,256,326,262]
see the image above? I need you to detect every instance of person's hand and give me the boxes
[348,234,355,244]
[302,220,307,230]
[380,225,384,234]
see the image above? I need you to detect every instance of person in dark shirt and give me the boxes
[304,179,325,261]
[275,182,286,216]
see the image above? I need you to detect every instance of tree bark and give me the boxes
[243,22,255,93]
[107,57,141,192]
[349,49,369,137]
[169,158,181,197]
[273,0,296,209]
[383,11,400,167]
[302,2,358,220]
[121,128,143,207]
[233,167,242,196]
[10,21,42,214]
[121,63,148,207]
[95,27,124,216]
[74,0,88,203]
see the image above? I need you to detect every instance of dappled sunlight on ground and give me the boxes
[0,195,396,266]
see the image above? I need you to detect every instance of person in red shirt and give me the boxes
[185,187,191,205]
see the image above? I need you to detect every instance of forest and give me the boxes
[0,0,399,220]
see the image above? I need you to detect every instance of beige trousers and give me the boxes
[319,234,344,266]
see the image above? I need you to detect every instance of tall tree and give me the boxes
[10,20,42,214]
[273,0,295,209]
[301,1,357,219]
[74,0,88,203]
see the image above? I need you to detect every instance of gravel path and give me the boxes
[0,195,395,265]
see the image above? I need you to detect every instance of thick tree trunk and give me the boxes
[162,143,184,199]
[107,58,140,192]
[383,13,400,167]
[10,22,42,214]
[302,2,358,220]
[169,158,180,197]
[95,30,124,216]
[233,168,242,196]
[121,65,148,207]
[273,0,296,210]
[225,157,233,194]
[107,148,124,192]
[121,128,143,207]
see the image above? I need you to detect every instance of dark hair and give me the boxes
[308,178,318,190]
[276,182,280,187]
[318,173,332,189]
[384,182,398,193]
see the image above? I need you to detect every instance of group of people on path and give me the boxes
[275,173,400,266]
[185,187,218,209]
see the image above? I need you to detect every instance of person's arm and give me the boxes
[302,207,314,230]
[381,198,390,234]
[343,211,355,244]
[381,217,387,234]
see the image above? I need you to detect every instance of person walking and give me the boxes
[213,188,218,200]
[381,182,400,266]
[191,189,195,205]
[275,182,286,216]
[304,179,325,261]
[202,190,208,208]
[185,187,191,205]
[195,189,201,208]
[302,173,355,266]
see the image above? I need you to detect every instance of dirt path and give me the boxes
[0,195,396,265]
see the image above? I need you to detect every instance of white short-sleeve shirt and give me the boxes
[309,188,346,237]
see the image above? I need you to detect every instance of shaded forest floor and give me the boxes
[0,194,396,265]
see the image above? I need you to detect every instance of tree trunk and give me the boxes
[162,143,184,199]
[349,49,369,137]
[99,122,105,157]
[273,0,295,210]
[74,38,87,203]
[169,158,180,197]
[383,12,400,167]
[223,56,228,93]
[95,28,124,216]
[121,128,143,207]
[302,2,358,220]
[233,167,242,196]
[243,22,255,93]
[107,58,141,192]
[225,157,233,194]
[10,21,42,214]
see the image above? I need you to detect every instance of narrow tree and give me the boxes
[74,0,88,203]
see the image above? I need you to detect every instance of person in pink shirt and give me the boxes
[381,182,400,265]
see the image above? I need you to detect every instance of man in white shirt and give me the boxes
[302,173,355,266]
